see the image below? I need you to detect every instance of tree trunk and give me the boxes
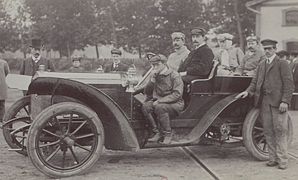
[138,44,142,59]
[66,41,71,58]
[107,6,117,47]
[95,44,99,58]
[233,0,244,51]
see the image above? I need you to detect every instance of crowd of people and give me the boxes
[0,26,297,170]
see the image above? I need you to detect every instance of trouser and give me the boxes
[0,100,5,122]
[142,100,179,133]
[260,98,288,164]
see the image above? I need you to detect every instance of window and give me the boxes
[286,41,298,53]
[282,8,298,26]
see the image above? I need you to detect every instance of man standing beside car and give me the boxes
[236,39,294,170]
[0,58,10,123]
[178,27,214,83]
[167,32,190,71]
[142,54,184,144]
[20,38,55,76]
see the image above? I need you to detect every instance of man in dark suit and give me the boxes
[104,48,129,73]
[0,58,9,122]
[236,39,294,170]
[178,27,214,83]
[20,38,55,76]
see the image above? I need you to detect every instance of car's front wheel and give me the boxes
[242,108,293,161]
[27,102,104,178]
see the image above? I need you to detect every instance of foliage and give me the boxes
[4,0,255,56]
[0,0,21,52]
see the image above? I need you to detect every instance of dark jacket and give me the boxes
[144,67,184,110]
[0,59,10,100]
[178,44,214,78]
[104,62,129,73]
[247,56,294,107]
[20,57,55,76]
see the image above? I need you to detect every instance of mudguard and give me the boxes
[28,77,140,151]
[184,94,240,143]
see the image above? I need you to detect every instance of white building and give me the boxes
[246,0,298,52]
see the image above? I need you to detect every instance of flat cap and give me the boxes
[111,48,122,55]
[261,39,278,47]
[191,27,206,36]
[246,35,259,42]
[223,33,234,40]
[171,32,185,40]
[148,54,167,64]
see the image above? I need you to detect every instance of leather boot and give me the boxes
[158,113,171,132]
[148,130,161,142]
[161,131,173,144]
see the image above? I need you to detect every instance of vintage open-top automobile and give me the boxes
[2,62,297,178]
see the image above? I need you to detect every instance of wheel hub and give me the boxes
[63,136,75,146]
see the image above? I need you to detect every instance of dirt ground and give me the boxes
[1,89,298,180]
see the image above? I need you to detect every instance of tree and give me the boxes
[25,0,100,57]
[0,0,21,53]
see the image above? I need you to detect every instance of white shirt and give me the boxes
[31,55,41,63]
[267,54,276,64]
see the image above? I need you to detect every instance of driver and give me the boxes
[142,54,184,144]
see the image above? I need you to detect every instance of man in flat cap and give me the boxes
[0,58,9,122]
[104,48,129,73]
[142,54,184,144]
[237,39,294,170]
[167,32,190,71]
[178,27,214,83]
[235,35,265,76]
[20,38,55,77]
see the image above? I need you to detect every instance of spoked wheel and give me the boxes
[242,108,293,161]
[27,102,104,178]
[2,95,31,156]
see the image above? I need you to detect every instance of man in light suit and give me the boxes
[0,59,10,122]
[236,39,294,169]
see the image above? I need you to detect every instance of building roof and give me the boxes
[246,0,271,13]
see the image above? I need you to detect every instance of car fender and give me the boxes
[185,94,240,143]
[28,77,140,151]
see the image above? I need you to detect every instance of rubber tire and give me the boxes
[242,108,293,161]
[27,102,104,178]
[3,95,31,156]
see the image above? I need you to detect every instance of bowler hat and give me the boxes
[29,38,42,48]
[148,54,167,64]
[261,39,278,48]
[191,27,206,36]
[111,48,122,55]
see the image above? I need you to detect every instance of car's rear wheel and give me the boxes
[27,102,104,178]
[242,108,293,161]
[2,95,31,156]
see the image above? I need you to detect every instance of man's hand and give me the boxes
[235,91,249,99]
[179,72,187,76]
[279,102,288,113]
[153,100,159,106]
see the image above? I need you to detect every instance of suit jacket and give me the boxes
[247,56,294,107]
[293,64,298,92]
[20,57,55,76]
[104,62,129,73]
[0,59,10,100]
[178,44,214,78]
